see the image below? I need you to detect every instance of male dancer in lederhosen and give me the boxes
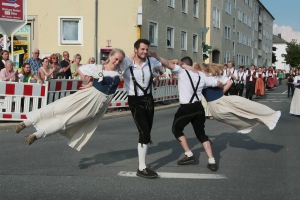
[123,39,162,178]
[156,56,222,171]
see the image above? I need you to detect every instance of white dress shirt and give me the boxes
[122,57,162,96]
[224,68,238,83]
[173,65,218,104]
[237,72,246,84]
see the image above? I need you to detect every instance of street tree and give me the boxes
[282,39,300,69]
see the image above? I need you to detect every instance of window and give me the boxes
[149,21,158,46]
[182,0,188,13]
[243,13,247,24]
[59,17,83,45]
[181,31,187,50]
[255,4,259,14]
[234,0,236,9]
[166,27,174,48]
[213,7,220,29]
[193,0,199,18]
[224,25,231,40]
[249,0,253,8]
[238,9,243,21]
[233,41,235,56]
[167,0,174,8]
[225,0,231,14]
[224,51,230,64]
[247,16,251,27]
[192,34,198,52]
[233,17,236,32]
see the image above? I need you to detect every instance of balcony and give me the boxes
[258,49,262,57]
[259,33,262,40]
[259,16,262,24]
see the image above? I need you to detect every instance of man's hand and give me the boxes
[148,51,157,59]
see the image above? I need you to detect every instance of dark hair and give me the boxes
[239,66,243,69]
[134,39,150,49]
[180,56,193,66]
[42,57,49,63]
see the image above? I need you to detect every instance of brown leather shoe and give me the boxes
[25,134,37,145]
[14,122,26,133]
[207,163,218,171]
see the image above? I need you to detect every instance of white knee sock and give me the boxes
[23,119,32,127]
[138,143,148,171]
[208,157,216,164]
[33,131,43,139]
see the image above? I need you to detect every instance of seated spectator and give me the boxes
[18,63,42,84]
[0,60,19,82]
[0,50,10,71]
[70,54,82,79]
[49,53,64,79]
[87,57,96,64]
[38,58,54,81]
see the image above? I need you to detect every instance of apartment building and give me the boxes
[273,33,289,70]
[3,0,205,66]
[205,0,274,67]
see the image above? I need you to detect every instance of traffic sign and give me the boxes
[0,0,27,35]
[0,0,24,21]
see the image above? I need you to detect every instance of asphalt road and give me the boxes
[0,84,299,200]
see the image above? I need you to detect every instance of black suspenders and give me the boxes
[129,57,153,97]
[185,70,201,103]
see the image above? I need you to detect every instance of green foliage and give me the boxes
[281,39,300,69]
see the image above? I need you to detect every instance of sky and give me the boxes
[260,0,300,42]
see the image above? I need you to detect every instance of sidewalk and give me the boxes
[0,101,179,131]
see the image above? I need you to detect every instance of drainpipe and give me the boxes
[95,0,98,63]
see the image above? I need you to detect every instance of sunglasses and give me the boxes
[34,52,40,54]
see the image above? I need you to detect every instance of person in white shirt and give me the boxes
[245,64,257,100]
[223,61,238,96]
[236,66,246,97]
[123,39,162,179]
[157,56,222,172]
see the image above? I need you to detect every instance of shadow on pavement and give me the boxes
[78,133,284,170]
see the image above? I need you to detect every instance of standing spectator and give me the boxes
[255,67,265,99]
[0,50,9,71]
[39,58,54,81]
[60,51,72,79]
[223,61,238,96]
[18,63,42,83]
[0,60,19,82]
[290,71,300,115]
[49,54,64,79]
[245,64,257,100]
[87,57,96,64]
[278,70,283,85]
[70,54,82,79]
[236,66,246,97]
[287,70,295,98]
[25,48,42,77]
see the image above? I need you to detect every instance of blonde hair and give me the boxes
[104,48,125,65]
[87,57,95,64]
[195,62,223,76]
[73,53,81,61]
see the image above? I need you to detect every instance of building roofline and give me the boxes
[257,0,275,20]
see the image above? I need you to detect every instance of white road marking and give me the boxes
[118,171,227,179]
[282,90,287,94]
[272,101,282,102]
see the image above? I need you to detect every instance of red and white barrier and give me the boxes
[0,81,48,121]
[0,78,178,121]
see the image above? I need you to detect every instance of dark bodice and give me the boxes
[202,87,223,102]
[93,76,120,95]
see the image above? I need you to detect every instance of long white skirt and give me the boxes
[201,94,212,117]
[27,87,114,151]
[290,88,300,115]
[208,95,281,134]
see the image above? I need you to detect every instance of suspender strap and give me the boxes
[185,70,201,103]
[230,69,235,82]
[129,57,153,97]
